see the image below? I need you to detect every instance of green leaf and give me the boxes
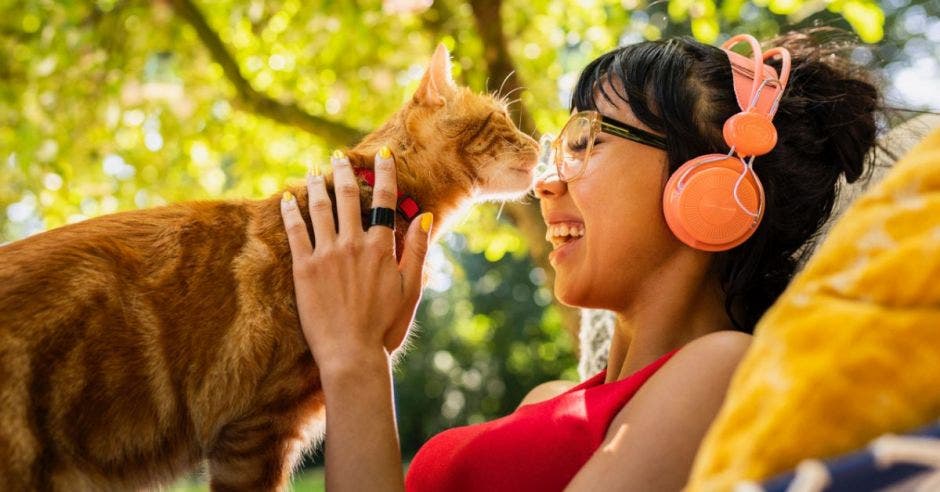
[839,0,885,43]
[768,0,801,16]
[692,17,720,43]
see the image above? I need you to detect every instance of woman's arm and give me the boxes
[565,330,752,492]
[320,352,404,492]
[280,148,432,492]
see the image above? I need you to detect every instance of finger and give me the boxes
[330,150,363,238]
[399,212,433,304]
[368,145,398,243]
[280,190,314,259]
[307,166,336,247]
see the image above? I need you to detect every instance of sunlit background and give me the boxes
[2,0,938,489]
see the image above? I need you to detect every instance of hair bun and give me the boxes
[767,28,879,184]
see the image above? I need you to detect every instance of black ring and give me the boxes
[368,207,396,230]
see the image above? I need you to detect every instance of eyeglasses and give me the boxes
[548,110,668,182]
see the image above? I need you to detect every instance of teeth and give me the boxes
[544,222,585,245]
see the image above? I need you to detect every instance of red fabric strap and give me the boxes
[353,167,421,221]
[404,348,681,491]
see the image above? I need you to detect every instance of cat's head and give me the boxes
[356,45,540,206]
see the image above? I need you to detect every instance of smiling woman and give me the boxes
[530,29,879,491]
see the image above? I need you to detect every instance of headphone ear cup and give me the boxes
[723,112,777,157]
[662,155,765,252]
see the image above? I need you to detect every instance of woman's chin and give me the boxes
[551,278,586,308]
[553,279,618,311]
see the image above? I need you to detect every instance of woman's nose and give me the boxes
[534,169,567,200]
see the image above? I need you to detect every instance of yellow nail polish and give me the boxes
[309,161,321,177]
[420,213,433,233]
[332,149,345,160]
[282,191,295,202]
[379,145,392,160]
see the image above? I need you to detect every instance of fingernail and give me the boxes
[307,161,324,182]
[420,212,433,233]
[282,191,296,208]
[331,149,347,165]
[379,145,392,160]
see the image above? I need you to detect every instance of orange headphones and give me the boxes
[662,34,792,252]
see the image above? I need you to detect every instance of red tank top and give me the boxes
[404,349,680,492]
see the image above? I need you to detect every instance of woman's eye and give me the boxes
[567,139,588,152]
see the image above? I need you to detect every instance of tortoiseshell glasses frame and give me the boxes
[551,110,668,182]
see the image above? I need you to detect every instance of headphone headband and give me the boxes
[721,35,791,118]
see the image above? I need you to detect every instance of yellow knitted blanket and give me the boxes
[686,126,940,491]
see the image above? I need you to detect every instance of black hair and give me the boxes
[571,28,881,333]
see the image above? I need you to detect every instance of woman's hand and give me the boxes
[280,148,433,380]
[279,147,423,492]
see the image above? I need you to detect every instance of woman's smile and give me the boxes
[544,215,587,266]
[545,221,585,249]
[546,220,586,266]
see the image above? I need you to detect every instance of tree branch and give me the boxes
[169,0,367,146]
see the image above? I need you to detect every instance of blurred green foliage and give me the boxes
[396,205,578,454]
[7,0,934,241]
[2,0,938,486]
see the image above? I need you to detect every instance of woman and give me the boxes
[279,29,879,491]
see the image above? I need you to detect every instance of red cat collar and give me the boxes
[352,167,421,221]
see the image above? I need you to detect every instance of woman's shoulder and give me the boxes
[610,329,752,435]
[676,329,753,362]
[651,330,752,390]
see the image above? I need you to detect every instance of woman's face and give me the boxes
[536,91,682,311]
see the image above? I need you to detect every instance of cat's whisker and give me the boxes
[501,86,525,100]
[497,70,516,99]
[495,96,510,114]
[491,151,526,164]
[496,201,506,221]
[496,93,518,114]
[499,93,523,113]
[504,98,523,111]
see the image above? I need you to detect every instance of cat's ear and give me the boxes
[413,43,456,107]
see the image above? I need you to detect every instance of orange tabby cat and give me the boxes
[0,45,539,491]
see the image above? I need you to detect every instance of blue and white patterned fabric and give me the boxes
[749,420,940,492]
